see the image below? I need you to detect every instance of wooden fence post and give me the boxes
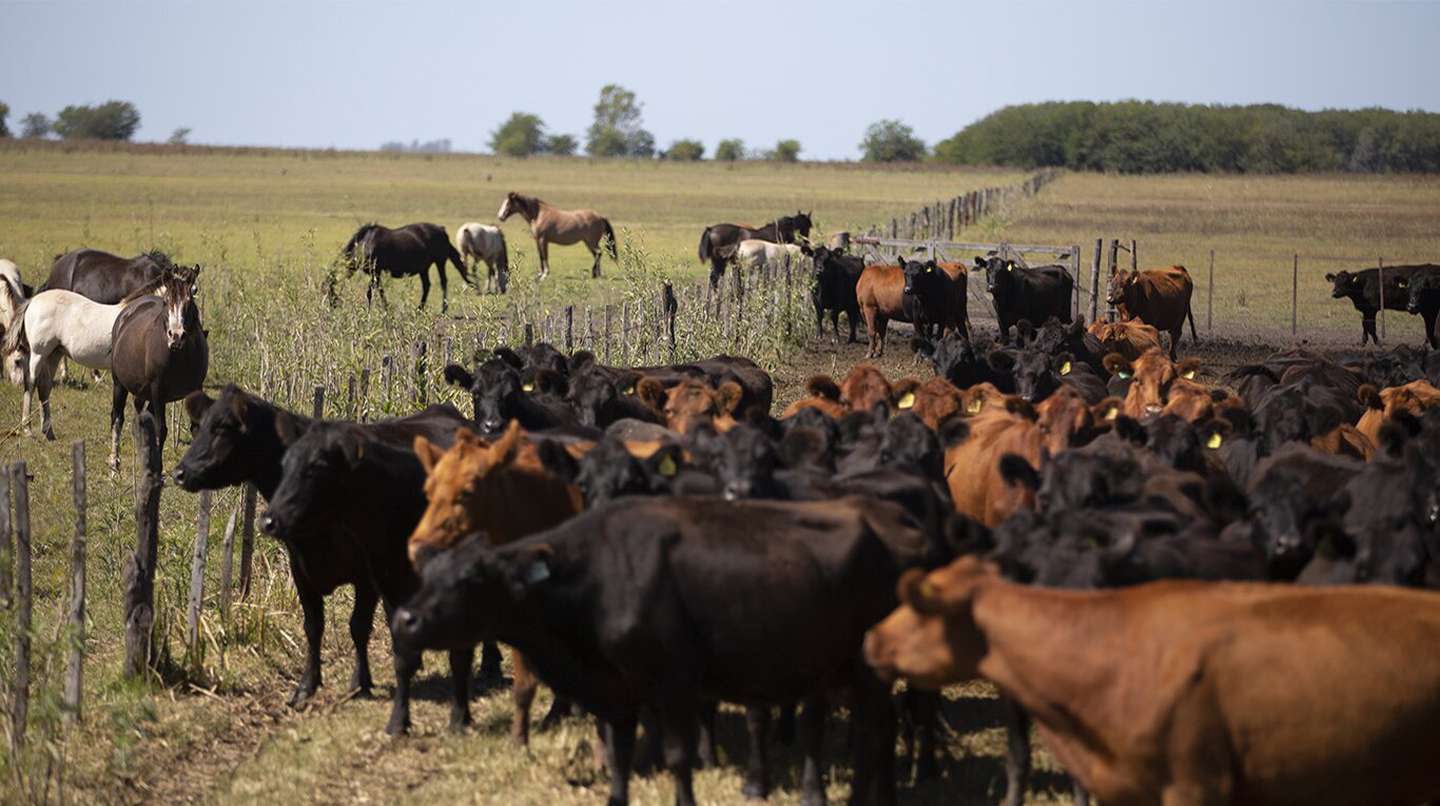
[1090,238,1103,324]
[524,323,534,348]
[64,443,86,722]
[1106,239,1120,321]
[187,490,211,649]
[1131,239,1138,274]
[1207,249,1215,334]
[0,465,9,609]
[123,411,162,678]
[346,374,356,419]
[586,306,595,352]
[1070,245,1082,320]
[358,368,371,421]
[784,262,794,339]
[239,484,257,600]
[621,301,631,365]
[565,306,574,354]
[380,355,393,411]
[1291,253,1299,338]
[312,386,324,419]
[11,463,30,746]
[218,502,238,625]
[1378,257,1386,344]
[412,339,428,405]
[604,305,613,364]
[663,284,677,363]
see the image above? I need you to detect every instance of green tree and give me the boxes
[586,84,654,157]
[53,100,141,140]
[714,138,745,161]
[767,139,802,162]
[542,133,577,156]
[664,139,705,161]
[168,127,192,145]
[489,112,546,157]
[860,119,927,162]
[20,112,50,139]
[0,102,9,137]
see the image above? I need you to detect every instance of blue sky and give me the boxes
[2,0,1437,159]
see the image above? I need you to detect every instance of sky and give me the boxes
[2,0,1438,160]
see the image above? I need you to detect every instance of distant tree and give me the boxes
[767,139,802,162]
[0,102,9,137]
[20,112,50,139]
[168,127,192,145]
[586,84,655,157]
[53,100,141,141]
[490,112,547,157]
[664,139,705,161]
[542,133,577,156]
[379,138,452,154]
[714,138,745,161]
[860,119,927,162]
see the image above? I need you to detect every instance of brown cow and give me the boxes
[1311,424,1375,461]
[410,422,584,746]
[779,376,849,420]
[1356,380,1440,445]
[1108,265,1197,359]
[1087,320,1163,361]
[1104,348,1202,420]
[636,376,743,433]
[865,556,1440,806]
[780,365,921,419]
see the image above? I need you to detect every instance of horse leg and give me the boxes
[589,242,602,279]
[36,356,57,441]
[418,268,432,310]
[19,350,39,435]
[436,261,450,314]
[109,378,129,471]
[537,239,551,281]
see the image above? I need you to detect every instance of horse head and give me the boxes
[498,192,534,223]
[159,263,203,350]
[342,224,379,274]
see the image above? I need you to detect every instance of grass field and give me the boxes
[2,143,1439,805]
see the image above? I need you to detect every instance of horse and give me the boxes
[697,211,813,288]
[734,240,812,278]
[110,262,207,470]
[0,259,31,385]
[455,222,510,294]
[497,191,617,281]
[342,223,470,312]
[2,274,173,447]
[41,248,165,304]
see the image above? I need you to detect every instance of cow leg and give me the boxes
[511,651,539,745]
[540,693,576,730]
[418,268,432,310]
[741,706,771,799]
[347,582,379,696]
[447,646,474,731]
[289,559,325,707]
[848,309,860,344]
[695,699,718,769]
[1425,308,1440,349]
[601,712,638,806]
[109,377,129,471]
[905,688,940,782]
[798,694,828,806]
[874,316,889,359]
[1363,314,1377,345]
[999,697,1032,806]
[657,700,699,806]
[1170,326,1182,360]
[476,640,503,690]
[386,647,420,736]
[778,702,796,744]
[1072,780,1092,806]
[852,674,896,806]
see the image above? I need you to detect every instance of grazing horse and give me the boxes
[110,263,207,469]
[0,259,31,385]
[734,240,812,278]
[455,222,510,294]
[697,211,813,288]
[497,191,617,281]
[42,248,165,304]
[343,223,470,312]
[2,276,173,445]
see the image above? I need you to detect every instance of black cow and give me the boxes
[1250,375,1363,455]
[170,386,481,707]
[564,366,665,428]
[902,258,968,342]
[392,496,928,806]
[1326,264,1440,347]
[444,356,591,436]
[1243,443,1363,580]
[810,246,864,344]
[912,331,1015,392]
[975,256,1074,343]
[260,421,476,736]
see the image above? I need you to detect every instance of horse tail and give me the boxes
[698,226,712,263]
[603,219,618,260]
[2,299,30,356]
[496,232,509,275]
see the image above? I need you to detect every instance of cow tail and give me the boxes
[603,219,618,260]
[698,226,712,263]
[1187,306,1198,343]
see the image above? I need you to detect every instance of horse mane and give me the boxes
[510,193,542,218]
[0,299,29,355]
[120,275,169,304]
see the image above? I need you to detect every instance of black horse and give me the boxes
[697,211,813,288]
[343,223,471,312]
[109,261,208,470]
[43,249,166,303]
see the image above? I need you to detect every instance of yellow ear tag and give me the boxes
[1105,406,1119,420]
[1060,361,1072,376]
[623,384,635,395]
[522,382,535,392]
[898,391,916,409]
[1118,370,1132,380]
[965,399,983,414]
[1006,263,1014,272]
[1181,370,1196,380]
[1206,432,1224,449]
[657,455,677,477]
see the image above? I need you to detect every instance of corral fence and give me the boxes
[858,168,1061,244]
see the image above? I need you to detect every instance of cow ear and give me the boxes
[910,337,935,359]
[504,544,556,600]
[972,257,985,269]
[339,431,370,467]
[570,350,596,373]
[717,382,744,415]
[1092,396,1123,422]
[645,444,685,480]
[413,436,442,475]
[494,347,525,369]
[1324,273,1336,282]
[1102,353,1133,379]
[1357,384,1382,410]
[1004,396,1038,421]
[1056,352,1074,376]
[1176,358,1202,380]
[1198,418,1231,450]
[937,414,971,447]
[489,420,524,467]
[185,390,215,425]
[892,378,920,410]
[274,410,309,444]
[806,375,842,401]
[987,349,1016,373]
[536,439,580,483]
[898,568,948,616]
[998,453,1041,492]
[443,363,476,390]
[635,377,667,411]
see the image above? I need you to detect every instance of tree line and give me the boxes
[933,101,1440,173]
[0,100,184,142]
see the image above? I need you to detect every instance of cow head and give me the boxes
[1105,349,1200,421]
[1107,268,1138,306]
[975,256,1013,295]
[444,351,531,435]
[902,258,939,298]
[565,368,634,428]
[262,423,377,540]
[712,423,782,501]
[840,364,916,414]
[1324,270,1362,300]
[173,384,299,491]
[639,377,744,434]
[913,333,999,391]
[1407,273,1440,314]
[541,435,685,506]
[863,557,998,689]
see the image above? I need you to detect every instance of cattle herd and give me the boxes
[4,205,1440,805]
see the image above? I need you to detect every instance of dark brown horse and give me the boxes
[109,262,208,469]
[697,211,813,288]
[42,249,166,304]
[343,223,471,312]
[497,192,617,280]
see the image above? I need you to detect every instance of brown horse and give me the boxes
[109,262,208,469]
[697,212,813,289]
[497,192,617,280]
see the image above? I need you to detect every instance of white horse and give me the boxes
[456,222,510,293]
[0,260,31,386]
[734,239,813,278]
[2,278,166,441]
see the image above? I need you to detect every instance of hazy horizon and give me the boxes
[3,0,1437,160]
